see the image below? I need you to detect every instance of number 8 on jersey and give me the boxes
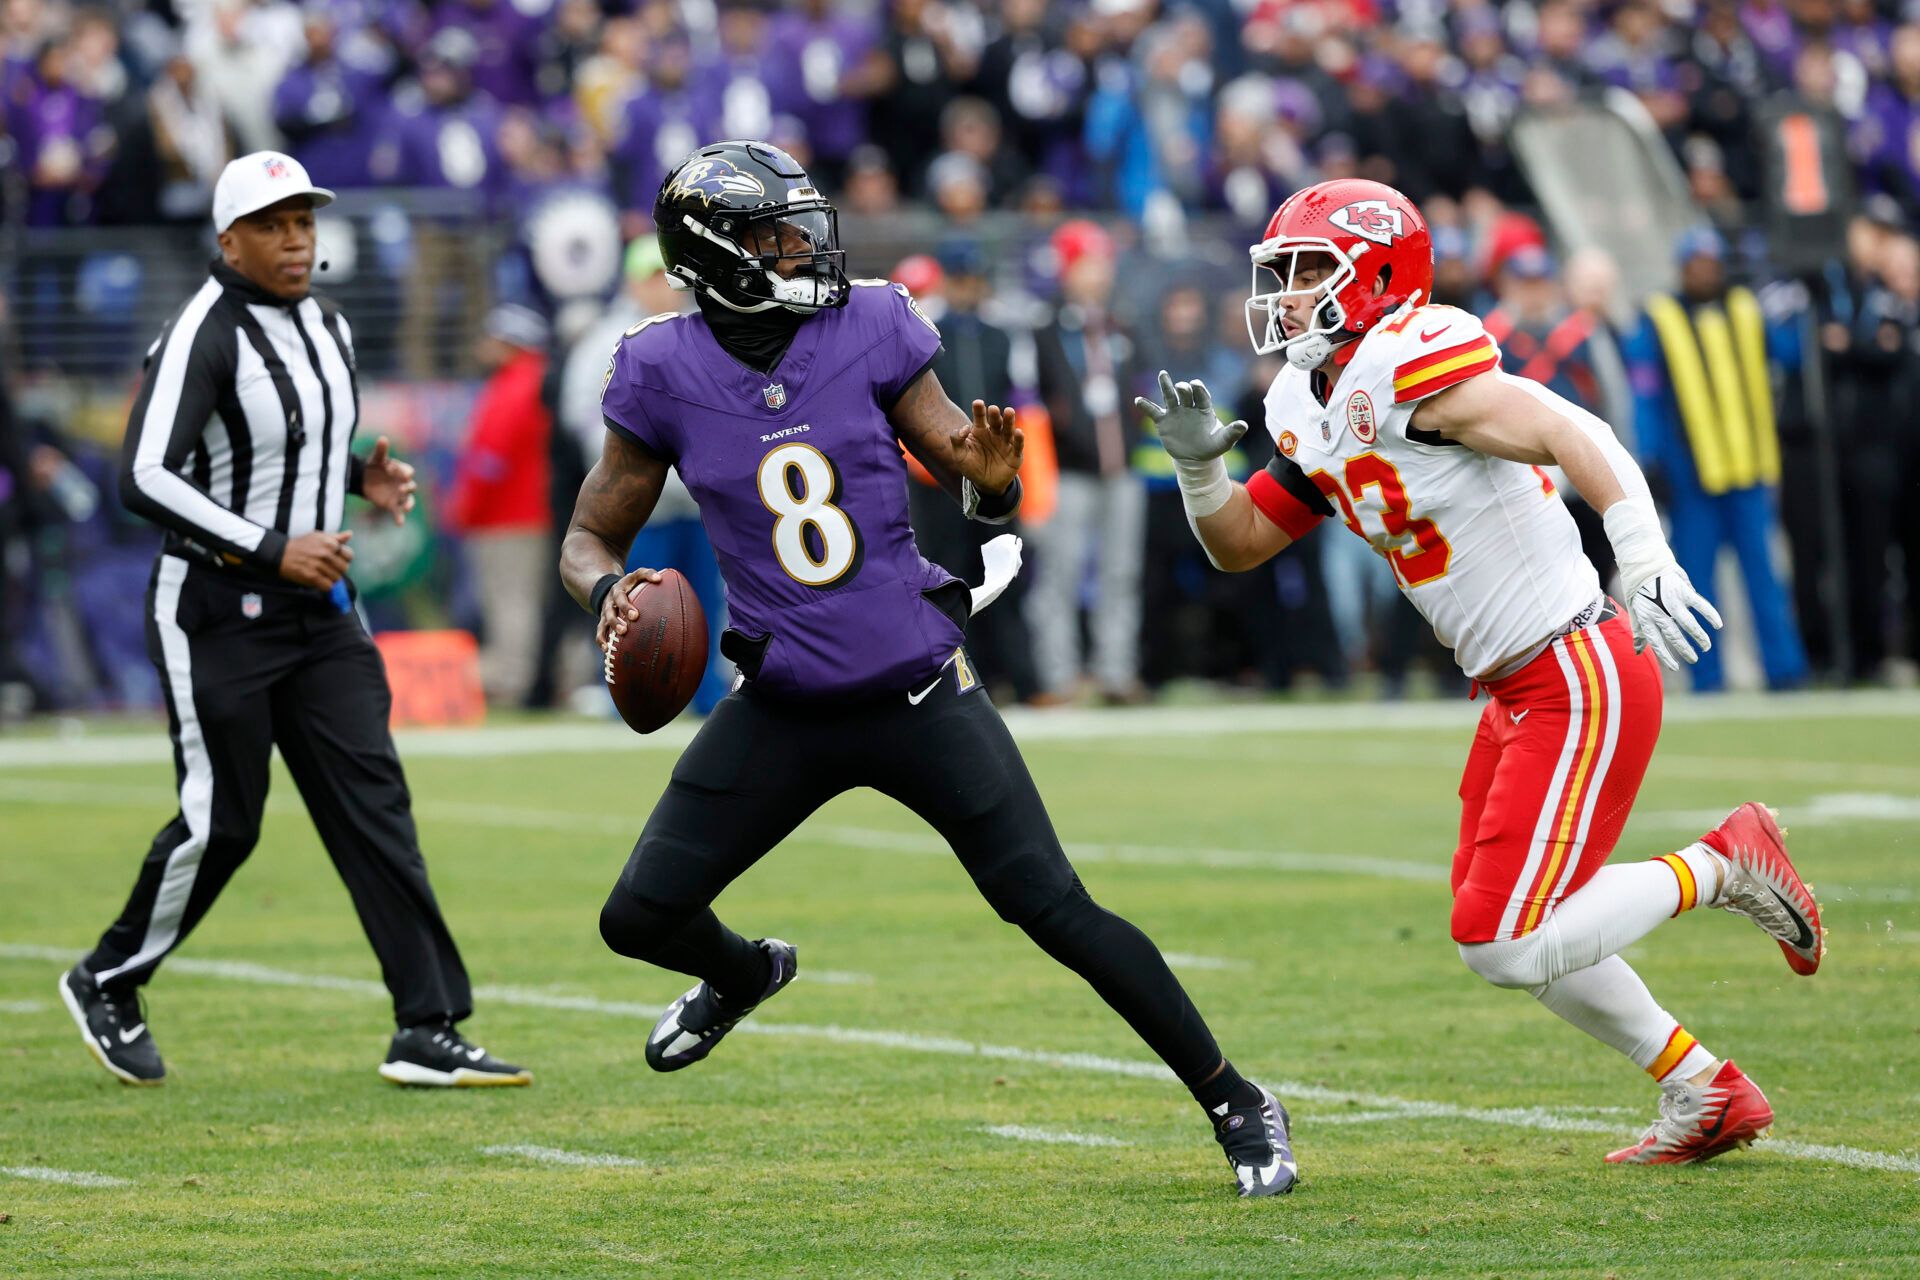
[757,442,861,588]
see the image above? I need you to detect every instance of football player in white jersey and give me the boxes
[1143,179,1827,1165]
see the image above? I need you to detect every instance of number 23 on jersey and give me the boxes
[1308,452,1453,587]
[757,443,862,588]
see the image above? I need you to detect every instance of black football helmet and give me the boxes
[654,140,849,313]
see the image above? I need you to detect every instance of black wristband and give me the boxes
[588,573,621,618]
[974,476,1022,523]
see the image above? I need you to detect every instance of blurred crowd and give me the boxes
[6,0,1920,233]
[4,0,1920,718]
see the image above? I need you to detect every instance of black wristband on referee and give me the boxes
[588,573,621,617]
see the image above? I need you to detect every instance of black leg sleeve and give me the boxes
[870,682,1224,1085]
[605,690,842,1001]
[1021,880,1224,1086]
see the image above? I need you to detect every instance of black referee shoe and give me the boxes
[646,939,798,1072]
[379,1023,532,1087]
[59,966,165,1086]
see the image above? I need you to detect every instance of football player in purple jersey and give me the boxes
[560,140,1296,1198]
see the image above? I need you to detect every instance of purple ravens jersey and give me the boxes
[600,280,960,699]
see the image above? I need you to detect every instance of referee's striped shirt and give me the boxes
[121,258,365,576]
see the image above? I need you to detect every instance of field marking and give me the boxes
[0,999,47,1013]
[480,1144,644,1169]
[984,1125,1128,1148]
[1,689,1912,772]
[0,778,1450,885]
[1639,792,1920,830]
[2,1165,131,1187]
[1161,953,1249,972]
[4,942,1915,1177]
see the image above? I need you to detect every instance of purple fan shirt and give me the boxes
[599,282,959,699]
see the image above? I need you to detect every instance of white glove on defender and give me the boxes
[1603,500,1724,671]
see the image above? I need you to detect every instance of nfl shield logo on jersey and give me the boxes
[1347,390,1378,444]
[763,383,787,411]
[241,592,263,620]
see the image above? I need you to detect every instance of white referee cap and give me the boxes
[213,151,335,233]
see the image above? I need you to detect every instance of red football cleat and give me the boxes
[1605,1060,1774,1165]
[1701,803,1825,976]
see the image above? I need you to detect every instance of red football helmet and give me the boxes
[1246,179,1433,369]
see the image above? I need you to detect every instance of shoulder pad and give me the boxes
[1363,305,1499,405]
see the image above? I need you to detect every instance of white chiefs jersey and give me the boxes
[1255,304,1601,680]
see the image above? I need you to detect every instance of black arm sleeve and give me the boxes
[1264,453,1336,518]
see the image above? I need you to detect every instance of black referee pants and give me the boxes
[82,555,472,1028]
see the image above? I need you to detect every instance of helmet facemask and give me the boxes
[674,199,849,313]
[1245,239,1361,370]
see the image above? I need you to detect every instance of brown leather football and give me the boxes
[603,570,708,733]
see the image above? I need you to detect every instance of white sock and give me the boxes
[1533,955,1715,1080]
[1655,841,1731,910]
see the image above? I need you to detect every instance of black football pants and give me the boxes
[599,656,1226,1087]
[81,555,472,1028]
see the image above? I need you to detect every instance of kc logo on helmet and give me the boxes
[1346,390,1377,443]
[763,382,787,410]
[1329,199,1404,246]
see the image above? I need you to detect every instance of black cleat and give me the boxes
[1214,1083,1298,1197]
[379,1023,532,1087]
[646,938,797,1072]
[59,966,164,1086]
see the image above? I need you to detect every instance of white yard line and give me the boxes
[4,941,1915,1176]
[984,1125,1128,1148]
[2,689,1912,771]
[1,1165,131,1187]
[1161,953,1250,972]
[1638,792,1920,830]
[479,1144,644,1169]
[0,779,1450,885]
[0,999,47,1013]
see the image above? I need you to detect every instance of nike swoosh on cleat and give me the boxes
[118,1023,146,1044]
[467,1046,486,1061]
[1766,888,1816,950]
[1697,1105,1729,1144]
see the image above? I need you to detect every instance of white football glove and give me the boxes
[1625,562,1723,670]
[1135,371,1248,464]
[1604,500,1723,671]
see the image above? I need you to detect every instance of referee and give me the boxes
[57,151,530,1089]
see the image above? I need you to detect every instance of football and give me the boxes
[603,570,708,733]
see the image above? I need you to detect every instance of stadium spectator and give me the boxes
[272,12,391,191]
[1621,227,1809,691]
[376,28,502,376]
[183,0,304,157]
[869,0,982,199]
[898,238,1039,702]
[1822,225,1917,681]
[1027,218,1148,705]
[448,303,553,707]
[612,33,711,214]
[763,0,884,186]
[95,51,230,228]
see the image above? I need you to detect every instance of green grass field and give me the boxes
[3,693,1918,1278]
